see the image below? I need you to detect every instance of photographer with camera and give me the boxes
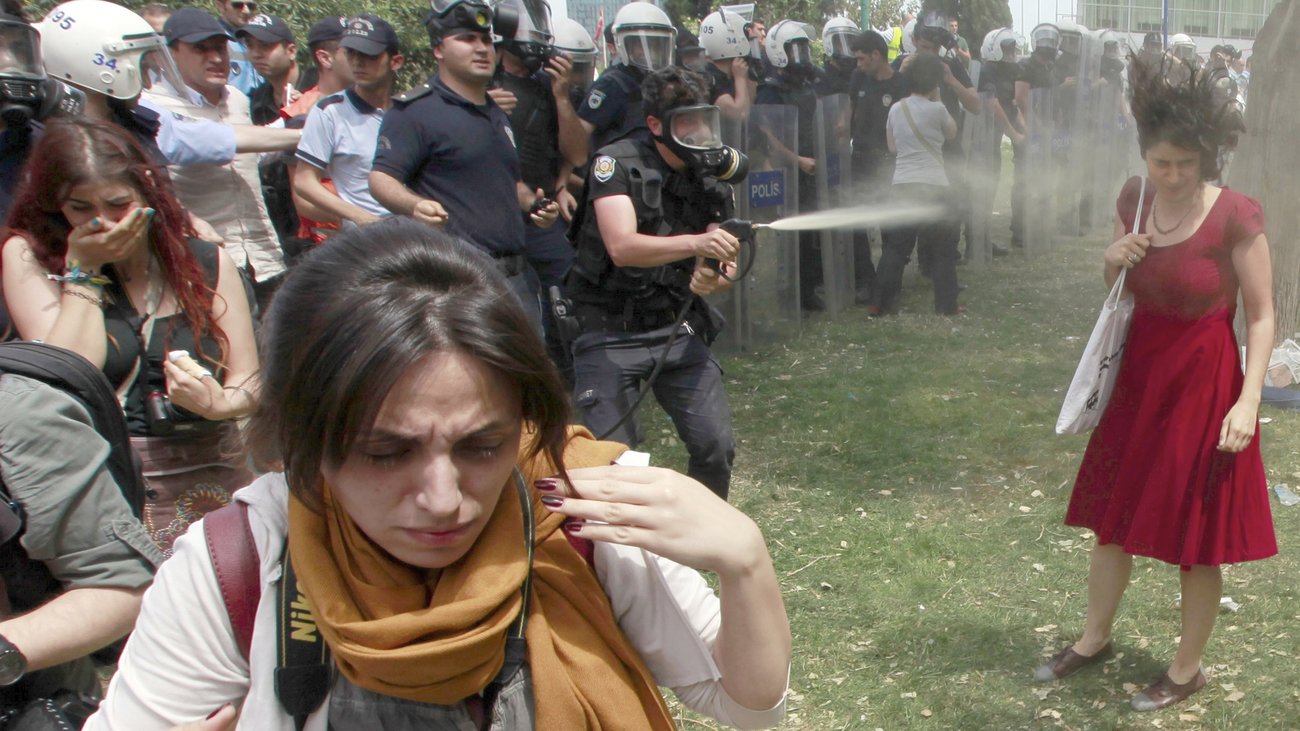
[565,67,743,500]
[1,118,260,556]
[369,0,559,331]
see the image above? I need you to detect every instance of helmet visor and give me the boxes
[137,41,192,100]
[1173,45,1196,62]
[1059,33,1080,55]
[568,57,594,91]
[786,39,811,66]
[1031,27,1060,50]
[669,105,723,150]
[619,29,674,71]
[826,31,853,59]
[515,0,553,45]
[0,21,42,78]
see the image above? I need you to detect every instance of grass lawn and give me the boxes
[649,210,1299,729]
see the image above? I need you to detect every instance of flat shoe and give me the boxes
[1130,670,1207,711]
[1032,641,1114,683]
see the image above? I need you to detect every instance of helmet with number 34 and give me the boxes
[39,0,188,100]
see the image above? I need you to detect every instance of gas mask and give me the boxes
[0,18,84,128]
[500,0,554,73]
[655,104,748,183]
[426,0,518,46]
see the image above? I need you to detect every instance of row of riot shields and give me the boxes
[961,60,1003,265]
[710,96,860,353]
[1019,31,1143,248]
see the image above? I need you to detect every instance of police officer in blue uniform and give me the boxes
[566,67,743,499]
[576,1,676,156]
[369,0,559,328]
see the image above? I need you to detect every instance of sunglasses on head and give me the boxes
[230,1,257,10]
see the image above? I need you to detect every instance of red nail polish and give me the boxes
[540,494,564,508]
[564,521,583,534]
[535,478,558,491]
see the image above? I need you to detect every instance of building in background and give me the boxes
[1077,0,1274,52]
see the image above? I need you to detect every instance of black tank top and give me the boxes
[101,238,224,435]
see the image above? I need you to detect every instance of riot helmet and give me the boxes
[552,17,595,95]
[676,27,707,73]
[425,0,519,46]
[764,19,814,75]
[1142,31,1162,53]
[911,12,955,53]
[612,2,675,73]
[699,8,748,61]
[981,27,1022,63]
[1030,23,1060,60]
[497,0,553,73]
[1169,33,1197,64]
[39,0,186,102]
[822,16,858,61]
[654,103,747,182]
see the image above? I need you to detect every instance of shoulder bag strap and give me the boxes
[204,501,260,661]
[275,542,331,731]
[1115,177,1148,296]
[900,98,944,164]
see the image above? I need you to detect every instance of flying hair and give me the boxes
[1128,55,1243,181]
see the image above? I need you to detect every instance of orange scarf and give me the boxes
[287,428,676,729]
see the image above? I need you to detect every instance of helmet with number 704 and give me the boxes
[39,0,186,100]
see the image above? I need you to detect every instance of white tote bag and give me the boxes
[1055,179,1145,435]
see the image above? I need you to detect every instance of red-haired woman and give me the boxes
[1,117,258,555]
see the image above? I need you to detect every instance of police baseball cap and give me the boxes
[236,14,295,44]
[308,16,348,47]
[163,7,234,45]
[341,14,400,56]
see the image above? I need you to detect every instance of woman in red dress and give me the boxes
[1034,60,1276,710]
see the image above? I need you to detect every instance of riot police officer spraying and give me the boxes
[565,67,745,499]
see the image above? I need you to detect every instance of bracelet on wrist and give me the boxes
[48,261,109,289]
[61,288,105,308]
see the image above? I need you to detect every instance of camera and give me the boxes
[145,391,175,436]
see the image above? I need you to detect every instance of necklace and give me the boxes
[1152,188,1202,235]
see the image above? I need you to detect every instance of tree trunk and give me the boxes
[1229,0,1299,343]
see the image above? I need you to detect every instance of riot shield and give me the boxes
[1023,85,1056,255]
[709,114,749,353]
[961,60,1005,265]
[1057,27,1104,235]
[712,104,802,351]
[814,93,855,314]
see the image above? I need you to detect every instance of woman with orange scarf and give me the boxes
[84,218,790,731]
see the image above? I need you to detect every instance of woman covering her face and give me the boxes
[84,218,791,730]
[0,118,259,555]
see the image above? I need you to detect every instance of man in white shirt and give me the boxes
[294,15,404,227]
[143,6,286,309]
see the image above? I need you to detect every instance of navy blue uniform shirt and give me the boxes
[577,63,648,151]
[372,75,526,256]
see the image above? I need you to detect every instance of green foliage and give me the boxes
[923,0,1012,60]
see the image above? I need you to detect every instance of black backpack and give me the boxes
[0,342,146,610]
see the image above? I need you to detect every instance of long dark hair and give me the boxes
[1,117,225,360]
[249,218,570,509]
[1129,55,1243,181]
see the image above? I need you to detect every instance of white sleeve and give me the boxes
[596,543,787,729]
[294,104,334,171]
[140,96,237,167]
[82,523,251,730]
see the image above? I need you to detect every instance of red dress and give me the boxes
[1066,177,1278,567]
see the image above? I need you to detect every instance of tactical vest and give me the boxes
[495,69,561,194]
[590,65,648,153]
[760,77,818,157]
[567,139,731,328]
